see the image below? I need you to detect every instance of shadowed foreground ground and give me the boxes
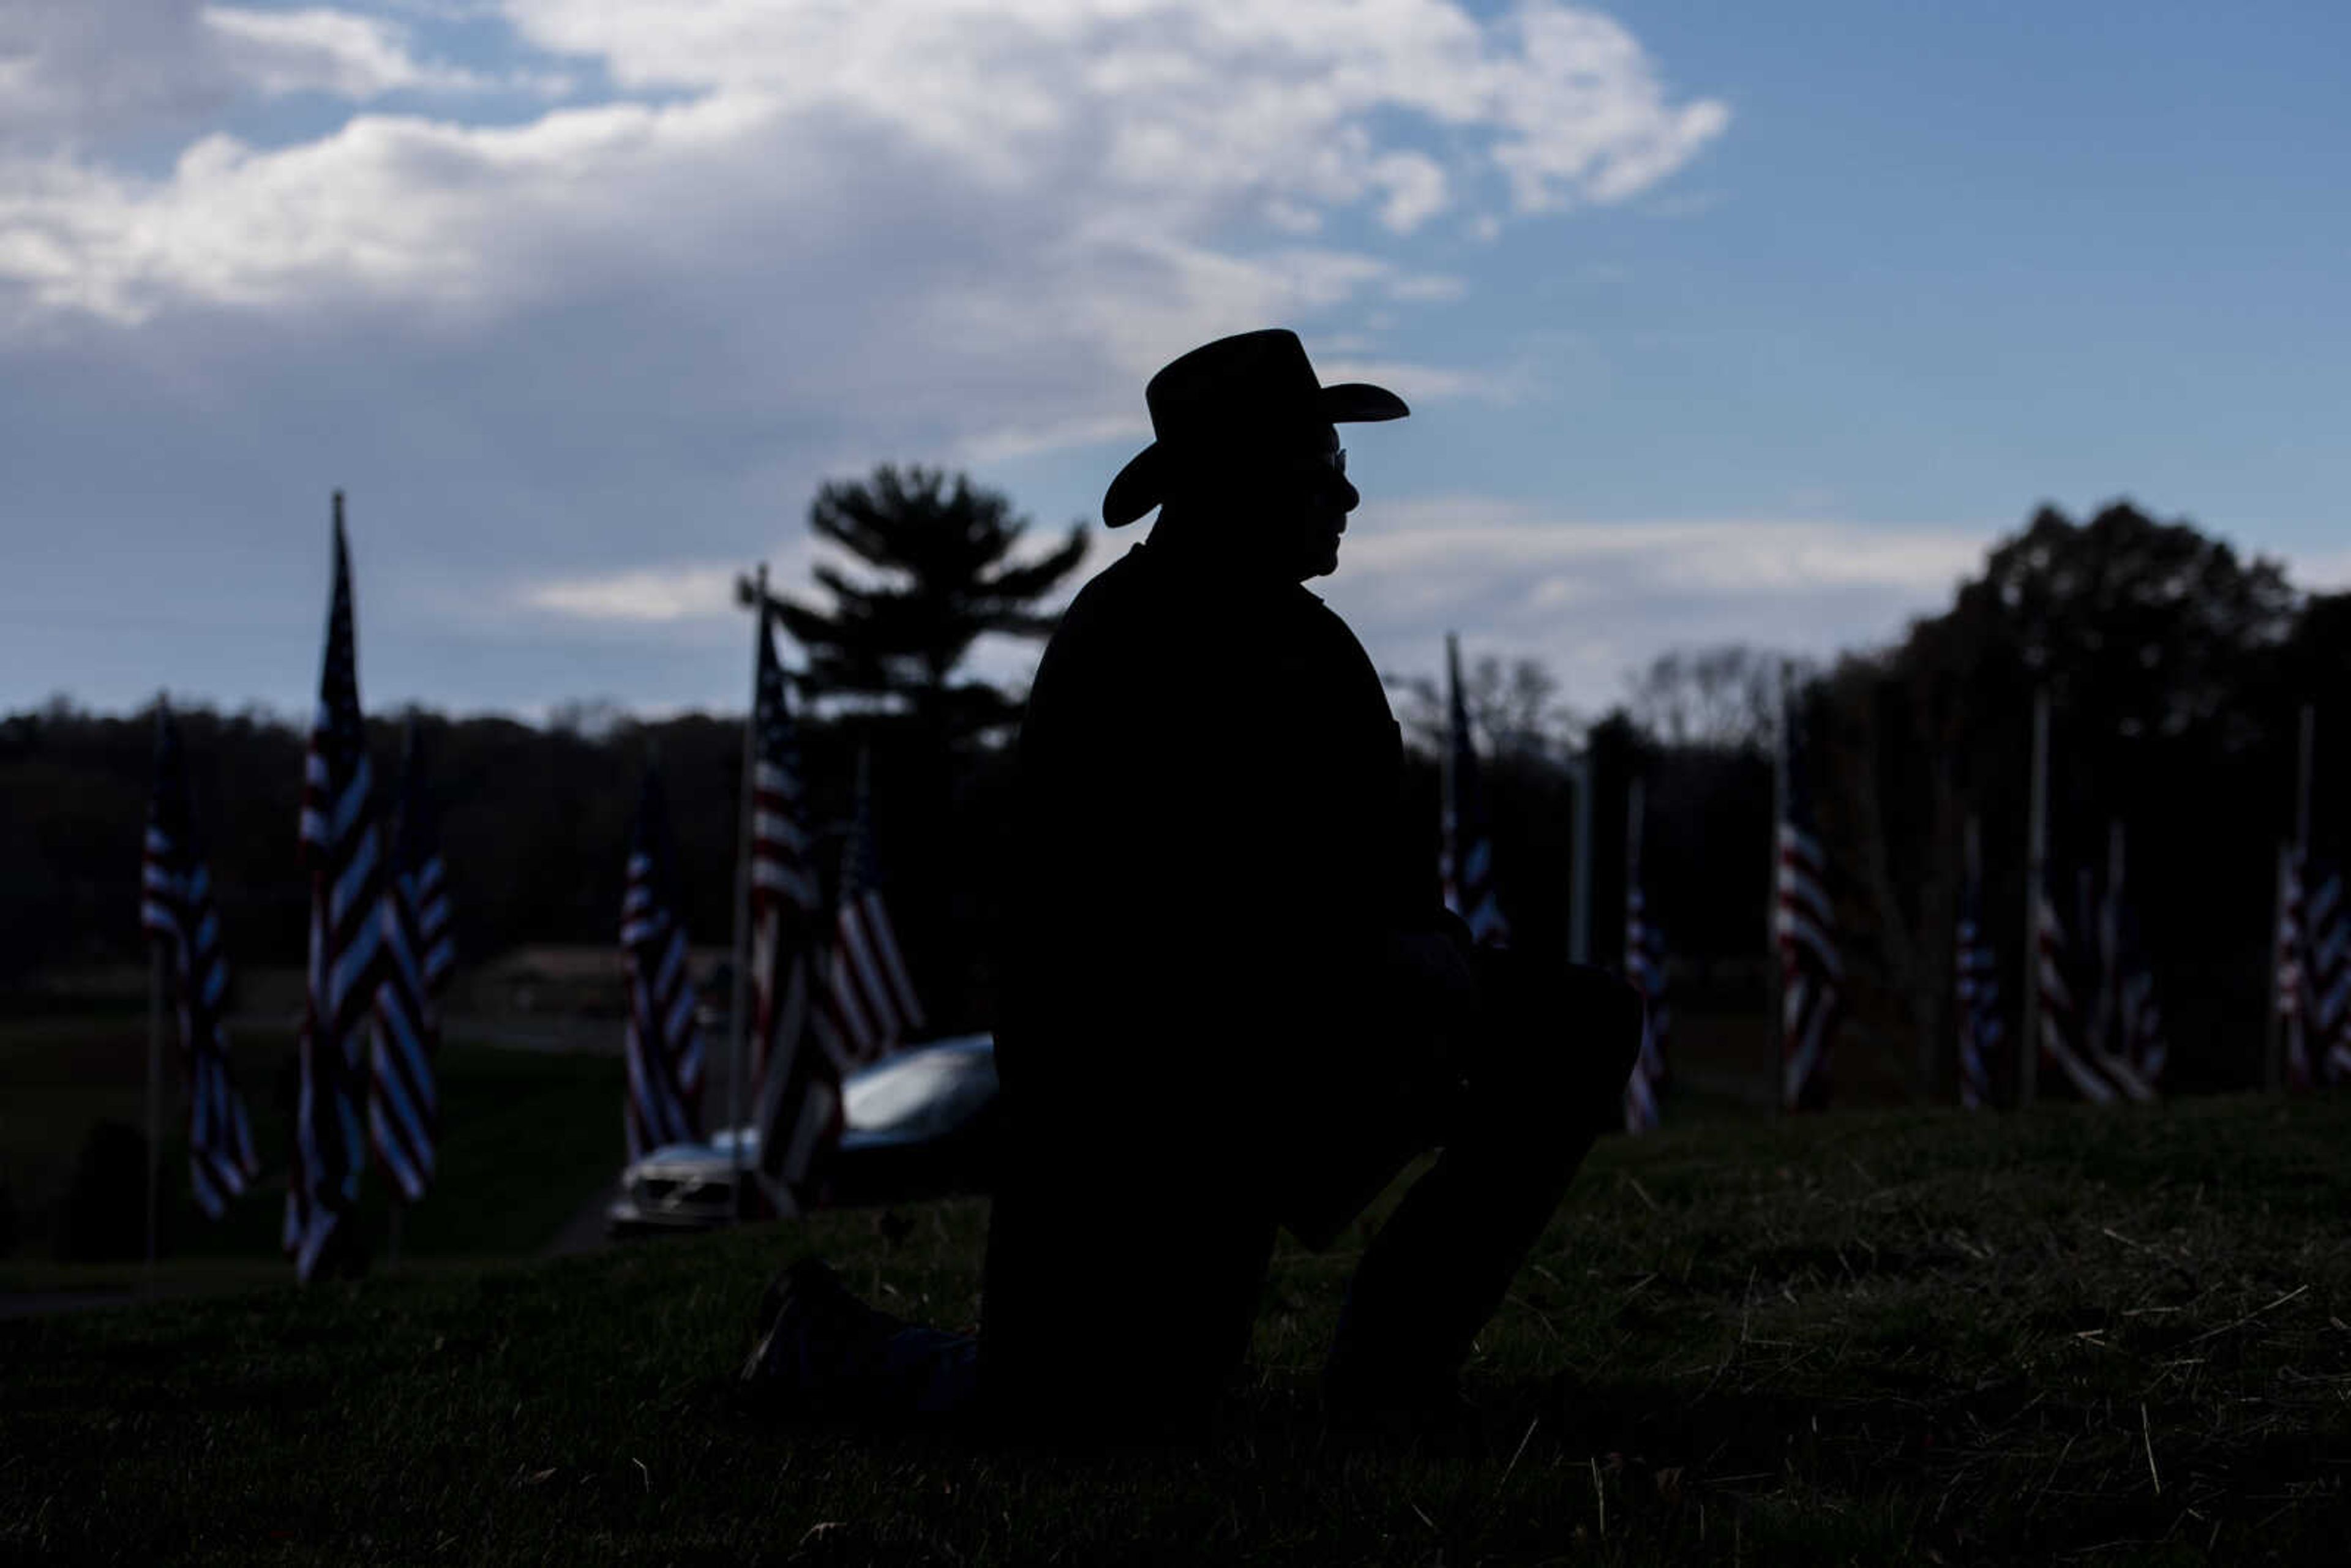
[6,1093,2348,1564]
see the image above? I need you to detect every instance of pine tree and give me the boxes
[773,465,1087,745]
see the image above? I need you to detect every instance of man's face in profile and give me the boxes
[1277,424,1360,581]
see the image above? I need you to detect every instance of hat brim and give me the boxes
[1101,381,1409,528]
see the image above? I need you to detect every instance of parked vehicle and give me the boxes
[606,1034,999,1236]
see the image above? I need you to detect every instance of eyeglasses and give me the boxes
[1293,446,1346,481]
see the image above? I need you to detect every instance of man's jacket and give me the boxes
[999,535,1443,1242]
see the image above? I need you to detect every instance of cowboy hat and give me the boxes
[1101,329,1408,528]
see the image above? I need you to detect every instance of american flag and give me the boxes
[812,749,926,1075]
[2035,882,2154,1105]
[1952,857,2000,1111]
[1622,861,1668,1133]
[140,703,259,1218]
[1775,694,1840,1111]
[744,612,834,1209]
[372,724,454,1202]
[2278,851,2350,1087]
[621,765,705,1162]
[285,499,383,1280]
[2092,850,2165,1092]
[1439,632,1509,945]
[746,612,821,1089]
[2308,863,2351,1083]
[2274,847,2314,1089]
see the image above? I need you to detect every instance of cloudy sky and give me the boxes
[5,1,2347,721]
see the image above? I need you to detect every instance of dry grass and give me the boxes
[6,1092,2348,1564]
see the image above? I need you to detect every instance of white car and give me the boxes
[606,1034,999,1234]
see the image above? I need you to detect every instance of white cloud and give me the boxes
[518,563,742,623]
[511,497,1992,719]
[202,6,486,99]
[0,1,1734,713]
[1,2,534,156]
[0,0,228,145]
[1,2,1727,351]
[1322,499,1989,704]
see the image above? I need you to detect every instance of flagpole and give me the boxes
[1562,750,1592,966]
[1441,632,1460,909]
[1766,667,1783,1111]
[2020,685,2049,1109]
[1625,775,1644,930]
[727,564,767,1222]
[2099,817,2125,1063]
[2265,841,2288,1094]
[144,932,167,1294]
[2270,702,2316,1093]
[1961,812,1982,1105]
[2296,703,2316,849]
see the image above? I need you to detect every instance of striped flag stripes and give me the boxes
[746,612,822,1092]
[2308,865,2351,1082]
[1774,694,1840,1111]
[2274,848,2313,1090]
[1953,865,2000,1111]
[2092,847,2166,1092]
[1439,632,1510,945]
[811,750,925,1075]
[2278,853,2350,1087]
[1622,883,1668,1133]
[140,703,260,1218]
[620,766,705,1163]
[743,613,836,1209]
[285,498,384,1280]
[2035,886,2155,1105]
[371,724,454,1202]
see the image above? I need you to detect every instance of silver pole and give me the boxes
[1768,664,1788,1111]
[1441,632,1460,914]
[726,563,767,1221]
[2270,703,2317,1092]
[2296,702,2316,850]
[2020,685,2049,1109]
[145,936,167,1294]
[1624,776,1644,966]
[1567,752,1592,966]
[1961,812,1982,1105]
[2265,841,2288,1093]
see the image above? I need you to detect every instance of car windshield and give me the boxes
[843,1047,997,1138]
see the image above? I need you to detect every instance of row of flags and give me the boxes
[1441,632,1675,1131]
[138,558,2336,1247]
[1763,696,2345,1112]
[146,505,928,1268]
[1443,650,2327,1126]
[620,599,926,1214]
[1771,693,2180,1114]
[142,501,457,1278]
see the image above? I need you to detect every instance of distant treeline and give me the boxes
[6,500,2345,1098]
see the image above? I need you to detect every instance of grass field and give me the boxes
[6,1092,2348,1564]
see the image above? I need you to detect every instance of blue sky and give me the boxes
[3,1,2345,722]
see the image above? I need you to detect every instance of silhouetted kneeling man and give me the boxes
[744,329,1641,1435]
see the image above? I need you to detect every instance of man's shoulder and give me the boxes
[1044,542,1369,674]
[1055,546,1154,631]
